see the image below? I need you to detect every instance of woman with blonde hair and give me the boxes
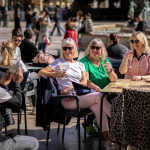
[0,40,38,115]
[38,38,115,150]
[0,40,27,72]
[119,31,150,80]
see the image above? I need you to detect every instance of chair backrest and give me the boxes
[107,57,125,79]
[0,71,29,91]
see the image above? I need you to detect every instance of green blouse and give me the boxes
[79,55,112,89]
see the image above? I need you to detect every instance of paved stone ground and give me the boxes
[0,21,125,150]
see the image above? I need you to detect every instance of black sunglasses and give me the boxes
[90,46,102,50]
[130,39,140,44]
[13,39,22,42]
[62,47,73,51]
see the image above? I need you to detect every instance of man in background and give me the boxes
[135,15,147,33]
[19,29,39,63]
[14,2,22,31]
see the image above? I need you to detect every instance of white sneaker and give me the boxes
[104,140,115,150]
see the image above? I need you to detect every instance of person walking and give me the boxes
[58,5,65,34]
[78,13,94,34]
[25,7,33,29]
[50,6,61,36]
[14,2,22,32]
[38,17,51,53]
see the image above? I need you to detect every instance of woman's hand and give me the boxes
[95,87,101,92]
[0,72,13,86]
[103,62,111,73]
[13,67,24,83]
[60,89,68,95]
[60,86,73,95]
[132,76,142,81]
[124,52,133,62]
[54,70,66,78]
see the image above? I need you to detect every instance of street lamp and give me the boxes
[3,0,9,27]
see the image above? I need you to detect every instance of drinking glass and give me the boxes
[102,58,107,76]
[128,50,134,68]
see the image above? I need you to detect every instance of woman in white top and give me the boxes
[38,38,114,149]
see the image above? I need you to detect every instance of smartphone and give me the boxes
[8,66,18,74]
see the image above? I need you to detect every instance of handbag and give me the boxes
[72,82,95,95]
[3,108,15,128]
[45,37,51,45]
[33,51,55,64]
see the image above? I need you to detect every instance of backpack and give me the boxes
[33,51,55,64]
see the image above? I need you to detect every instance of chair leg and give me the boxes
[23,94,27,135]
[76,118,79,129]
[46,118,51,146]
[19,109,22,124]
[57,123,60,133]
[17,111,20,135]
[62,117,67,140]
[24,108,27,135]
[77,117,81,150]
[5,126,7,135]
[84,117,86,140]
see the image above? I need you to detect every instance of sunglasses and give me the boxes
[90,46,102,50]
[62,47,74,51]
[130,39,140,44]
[13,39,22,42]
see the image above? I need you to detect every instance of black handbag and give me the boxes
[72,82,95,95]
[3,108,15,128]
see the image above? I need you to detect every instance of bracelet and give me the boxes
[95,87,100,90]
[107,68,113,74]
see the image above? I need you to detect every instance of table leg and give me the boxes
[99,93,107,150]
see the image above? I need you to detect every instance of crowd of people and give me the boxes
[0,3,150,150]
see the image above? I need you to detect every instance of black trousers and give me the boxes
[51,22,61,36]
[14,17,22,32]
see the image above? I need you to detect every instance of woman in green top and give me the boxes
[79,38,117,142]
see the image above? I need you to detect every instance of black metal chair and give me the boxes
[37,76,93,150]
[46,95,93,150]
[107,57,125,79]
[0,69,39,135]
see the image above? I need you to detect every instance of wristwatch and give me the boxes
[107,68,113,74]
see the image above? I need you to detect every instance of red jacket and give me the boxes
[64,30,78,47]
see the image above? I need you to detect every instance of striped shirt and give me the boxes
[122,50,150,79]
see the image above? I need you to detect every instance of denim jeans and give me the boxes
[0,135,39,150]
[51,22,61,36]
[58,21,65,33]
[26,23,33,29]
[38,43,46,53]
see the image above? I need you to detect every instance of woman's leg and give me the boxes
[61,92,110,132]
[0,135,39,150]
